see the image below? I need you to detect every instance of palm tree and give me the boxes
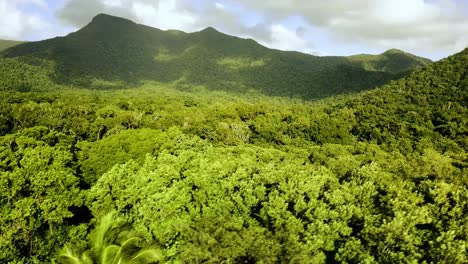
[58,212,163,264]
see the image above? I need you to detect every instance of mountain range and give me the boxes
[0,13,432,99]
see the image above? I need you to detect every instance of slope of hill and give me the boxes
[0,57,57,92]
[1,13,431,99]
[345,47,467,151]
[0,40,25,52]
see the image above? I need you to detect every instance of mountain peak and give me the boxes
[90,13,136,26]
[200,27,219,33]
[380,48,433,64]
[382,48,405,55]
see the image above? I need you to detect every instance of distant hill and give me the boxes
[347,49,433,74]
[1,14,432,99]
[0,40,25,52]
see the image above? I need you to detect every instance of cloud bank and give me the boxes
[0,0,48,39]
[236,0,468,56]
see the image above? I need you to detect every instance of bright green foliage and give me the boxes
[77,128,205,185]
[87,144,467,263]
[1,14,431,99]
[0,127,86,263]
[58,212,163,264]
[88,146,332,262]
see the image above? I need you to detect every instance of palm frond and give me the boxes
[90,212,129,252]
[57,247,93,264]
[57,212,162,264]
[117,237,143,262]
[127,247,163,264]
[100,245,120,264]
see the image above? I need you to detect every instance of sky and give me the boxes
[1,0,468,60]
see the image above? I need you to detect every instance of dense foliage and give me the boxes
[0,58,57,92]
[1,14,431,99]
[0,44,466,263]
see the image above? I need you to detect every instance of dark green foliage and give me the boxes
[1,14,431,99]
[0,58,57,92]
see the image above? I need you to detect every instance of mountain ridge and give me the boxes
[1,13,432,99]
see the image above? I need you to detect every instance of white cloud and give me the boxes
[131,0,196,30]
[215,2,225,10]
[370,0,439,25]
[258,24,314,54]
[103,0,124,8]
[235,0,468,56]
[58,0,197,31]
[0,0,49,39]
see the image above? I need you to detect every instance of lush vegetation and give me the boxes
[1,14,431,99]
[0,40,466,263]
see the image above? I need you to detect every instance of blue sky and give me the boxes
[1,0,468,60]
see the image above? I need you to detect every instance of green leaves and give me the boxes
[58,248,93,264]
[0,128,84,263]
[0,58,57,92]
[85,146,349,261]
[83,138,467,263]
[58,212,163,264]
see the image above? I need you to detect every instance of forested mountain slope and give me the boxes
[1,13,431,99]
[343,47,467,150]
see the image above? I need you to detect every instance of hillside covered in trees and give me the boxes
[0,19,466,262]
[0,14,432,99]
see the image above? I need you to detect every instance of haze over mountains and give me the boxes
[1,13,432,99]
